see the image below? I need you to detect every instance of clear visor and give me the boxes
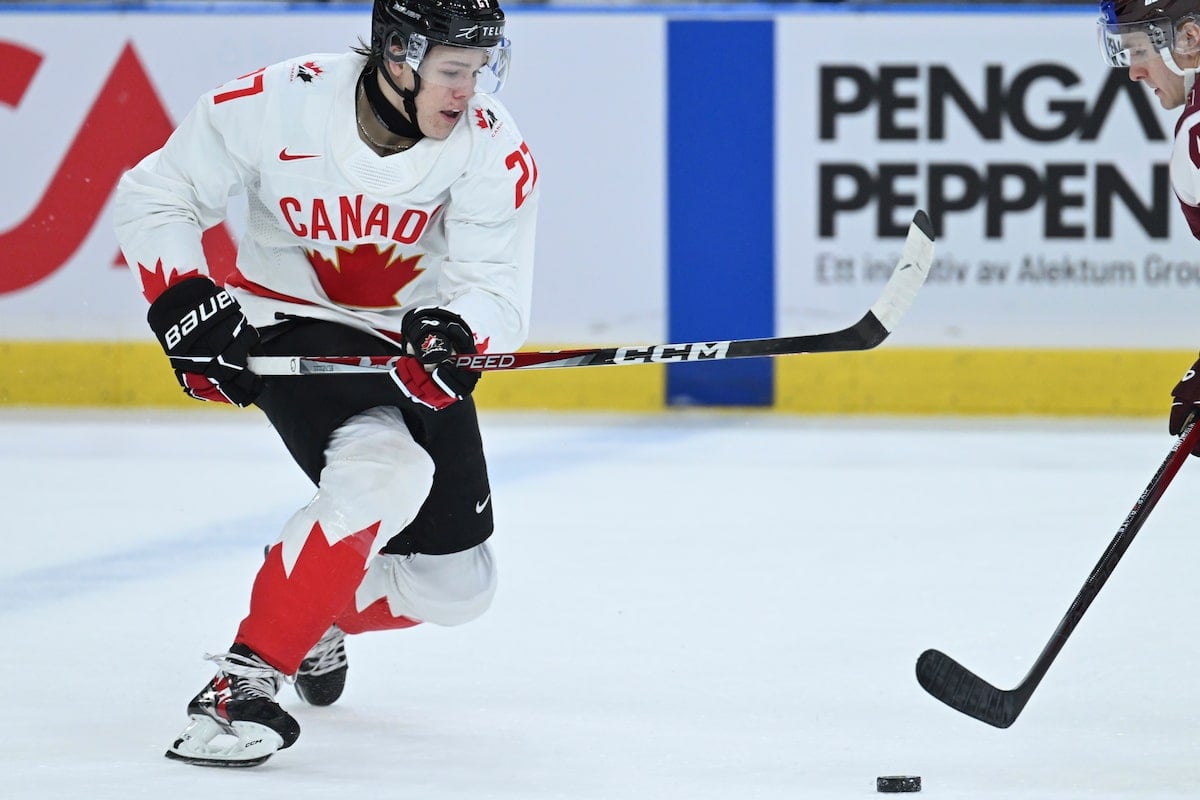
[1097,16,1177,67]
[384,31,511,95]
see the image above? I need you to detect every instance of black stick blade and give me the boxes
[915,649,1027,729]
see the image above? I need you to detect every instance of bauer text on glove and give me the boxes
[146,276,263,406]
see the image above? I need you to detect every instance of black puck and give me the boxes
[876,776,921,793]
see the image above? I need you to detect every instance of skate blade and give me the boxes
[163,748,273,768]
[164,715,284,768]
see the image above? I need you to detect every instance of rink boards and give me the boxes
[0,3,1192,414]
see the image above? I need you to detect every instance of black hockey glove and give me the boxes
[146,277,263,407]
[392,307,480,410]
[1170,353,1200,453]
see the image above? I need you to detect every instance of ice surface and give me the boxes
[3,409,1199,799]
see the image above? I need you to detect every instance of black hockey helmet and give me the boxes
[1101,0,1200,26]
[1098,0,1200,71]
[371,0,509,92]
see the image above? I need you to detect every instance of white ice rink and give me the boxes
[4,408,1200,799]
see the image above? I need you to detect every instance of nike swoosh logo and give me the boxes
[475,494,491,514]
[279,148,321,161]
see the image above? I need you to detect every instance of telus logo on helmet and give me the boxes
[456,25,503,40]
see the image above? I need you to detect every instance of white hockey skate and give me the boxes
[166,715,287,768]
[164,645,300,767]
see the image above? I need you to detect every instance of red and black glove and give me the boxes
[391,307,479,411]
[146,277,262,406]
[1170,353,1200,450]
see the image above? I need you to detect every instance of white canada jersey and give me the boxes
[114,52,539,354]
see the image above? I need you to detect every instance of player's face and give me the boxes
[385,46,486,139]
[1128,49,1188,109]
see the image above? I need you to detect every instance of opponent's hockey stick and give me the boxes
[916,418,1200,728]
[245,210,935,376]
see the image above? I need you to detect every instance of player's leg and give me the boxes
[338,541,498,633]
[291,543,496,707]
[237,405,434,674]
[339,387,497,629]
[236,321,495,709]
[170,404,435,762]
[296,386,498,703]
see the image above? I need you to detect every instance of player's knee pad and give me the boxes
[355,542,497,626]
[285,407,434,549]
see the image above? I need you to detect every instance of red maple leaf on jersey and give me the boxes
[137,258,202,302]
[237,520,381,673]
[306,244,424,308]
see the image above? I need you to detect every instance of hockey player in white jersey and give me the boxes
[113,0,537,767]
[1098,0,1200,446]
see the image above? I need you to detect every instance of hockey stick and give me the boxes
[916,418,1200,728]
[245,210,934,376]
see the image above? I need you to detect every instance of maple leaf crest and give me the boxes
[473,107,501,135]
[137,258,202,302]
[306,244,424,308]
[292,61,323,83]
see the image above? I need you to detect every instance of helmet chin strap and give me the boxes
[1159,47,1200,96]
[1162,19,1200,90]
[1161,47,1191,76]
[367,63,425,139]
